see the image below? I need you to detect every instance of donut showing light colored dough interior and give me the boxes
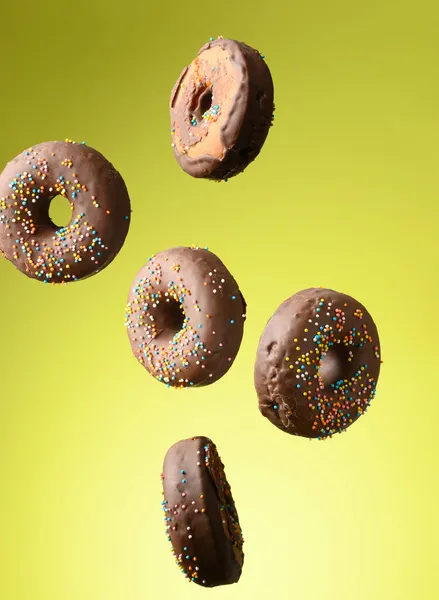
[170,36,274,180]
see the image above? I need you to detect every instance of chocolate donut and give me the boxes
[0,139,131,283]
[254,288,382,440]
[125,246,246,388]
[170,36,274,180]
[161,436,244,587]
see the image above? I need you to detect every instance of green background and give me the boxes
[1,1,438,599]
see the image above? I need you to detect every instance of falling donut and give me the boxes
[0,139,131,283]
[170,36,274,181]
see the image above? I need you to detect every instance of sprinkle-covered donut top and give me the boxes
[255,288,382,439]
[0,139,131,283]
[125,246,246,388]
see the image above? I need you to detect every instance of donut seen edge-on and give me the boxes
[161,436,244,587]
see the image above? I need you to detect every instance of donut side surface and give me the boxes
[125,246,246,387]
[170,37,274,180]
[254,288,382,439]
[0,140,131,283]
[161,436,244,587]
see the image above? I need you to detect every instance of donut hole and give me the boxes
[49,195,72,228]
[155,298,185,343]
[318,343,352,387]
[191,87,213,122]
[199,89,213,115]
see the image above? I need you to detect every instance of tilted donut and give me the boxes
[125,246,246,388]
[170,36,274,180]
[0,140,131,283]
[161,436,244,587]
[254,288,382,440]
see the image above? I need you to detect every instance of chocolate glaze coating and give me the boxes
[254,288,382,439]
[170,37,274,180]
[0,140,131,283]
[161,436,244,587]
[125,246,246,387]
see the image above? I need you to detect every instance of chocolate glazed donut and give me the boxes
[161,436,244,587]
[0,139,131,283]
[254,288,382,440]
[170,36,274,180]
[125,246,246,387]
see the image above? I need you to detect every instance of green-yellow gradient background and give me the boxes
[1,1,438,599]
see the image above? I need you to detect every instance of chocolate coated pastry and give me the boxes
[254,288,382,439]
[161,436,244,587]
[170,36,274,180]
[125,246,246,387]
[0,139,131,283]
